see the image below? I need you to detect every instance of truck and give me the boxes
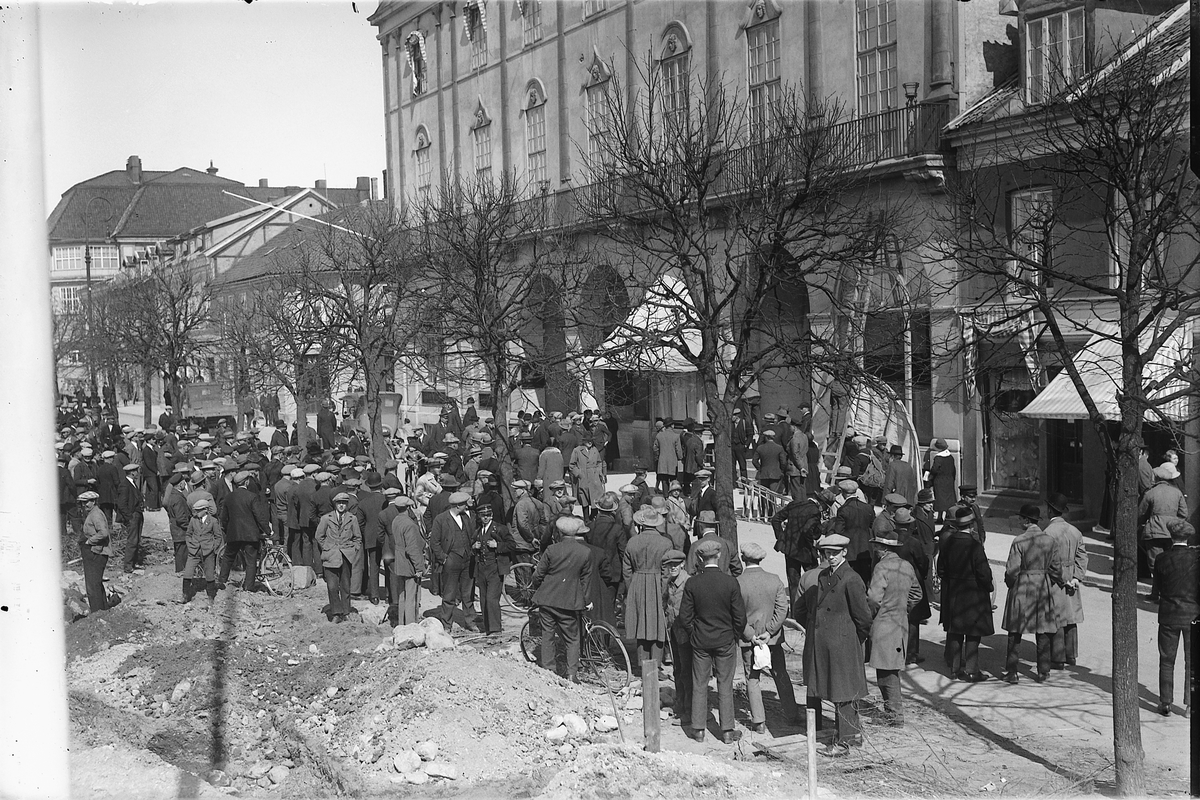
[180,381,241,432]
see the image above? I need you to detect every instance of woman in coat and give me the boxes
[937,506,994,681]
[622,508,673,665]
[316,492,363,623]
[183,498,224,604]
[925,438,957,517]
[867,533,920,724]
[78,491,112,612]
[1001,504,1066,683]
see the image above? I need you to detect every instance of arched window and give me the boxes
[471,100,493,181]
[524,82,548,191]
[413,125,433,200]
[583,52,614,171]
[405,31,428,96]
[659,23,692,130]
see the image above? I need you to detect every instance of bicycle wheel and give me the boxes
[503,562,538,611]
[580,620,631,693]
[259,547,293,597]
[519,619,540,664]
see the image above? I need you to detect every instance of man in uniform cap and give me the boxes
[530,516,594,681]
[429,491,479,631]
[737,541,799,731]
[956,484,987,544]
[793,533,872,755]
[679,538,748,743]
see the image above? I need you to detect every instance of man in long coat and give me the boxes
[317,399,339,449]
[937,506,993,680]
[883,444,918,507]
[793,533,873,755]
[356,473,389,603]
[1044,493,1087,669]
[1002,504,1067,684]
[116,463,145,573]
[832,479,875,588]
[316,492,362,622]
[219,472,270,592]
[653,419,682,495]
[531,515,594,681]
[867,532,921,725]
[383,496,425,626]
[736,542,799,731]
[623,508,673,665]
[568,435,606,520]
[429,491,478,632]
[588,493,626,626]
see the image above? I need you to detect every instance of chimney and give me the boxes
[258,178,269,188]
[356,176,371,197]
[370,177,379,201]
[206,160,218,175]
[381,169,388,198]
[126,155,142,184]
[315,179,328,191]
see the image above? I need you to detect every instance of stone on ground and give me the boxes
[425,626,456,651]
[391,623,426,649]
[267,765,289,784]
[393,750,422,774]
[424,762,459,780]
[414,741,439,761]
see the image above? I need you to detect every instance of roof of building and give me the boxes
[946,4,1188,133]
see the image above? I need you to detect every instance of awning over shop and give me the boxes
[589,275,705,374]
[1020,321,1192,422]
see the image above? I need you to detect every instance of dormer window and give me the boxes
[1025,8,1085,104]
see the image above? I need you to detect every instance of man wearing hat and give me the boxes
[955,485,987,544]
[793,533,872,755]
[116,461,145,573]
[937,506,993,681]
[383,496,426,626]
[430,491,479,632]
[867,530,921,725]
[289,465,319,567]
[1001,504,1068,683]
[530,516,594,681]
[1043,493,1087,669]
[510,480,542,555]
[737,541,799,732]
[423,473,459,531]
[269,419,289,450]
[832,479,874,588]
[589,493,625,625]
[316,492,363,622]
[1153,519,1197,716]
[357,473,390,604]
[182,499,223,605]
[77,491,112,612]
[163,470,193,574]
[753,429,786,496]
[271,464,296,547]
[884,444,918,507]
[925,438,956,519]
[568,434,607,520]
[1140,462,1189,593]
[139,432,161,511]
[770,488,831,603]
[218,471,270,592]
[688,469,717,538]
[688,511,743,577]
[661,548,692,724]
[730,407,753,482]
[623,508,673,665]
[784,418,809,501]
[316,399,338,450]
[678,421,706,495]
[472,502,515,634]
[653,417,683,495]
[537,435,565,486]
[873,492,911,543]
[94,450,122,526]
[679,537,748,744]
[512,432,540,484]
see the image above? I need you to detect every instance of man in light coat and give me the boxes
[883,444,918,507]
[1043,493,1087,669]
[568,435,606,520]
[736,542,799,731]
[316,492,363,623]
[1001,504,1068,684]
[78,491,112,612]
[1140,463,1188,594]
[653,419,683,495]
[867,532,921,725]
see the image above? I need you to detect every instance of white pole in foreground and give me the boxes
[0,6,73,799]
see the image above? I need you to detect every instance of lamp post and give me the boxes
[81,195,112,402]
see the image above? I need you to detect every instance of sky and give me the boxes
[38,0,385,211]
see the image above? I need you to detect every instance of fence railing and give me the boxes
[737,479,792,523]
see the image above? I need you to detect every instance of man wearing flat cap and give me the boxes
[688,511,743,577]
[219,472,270,592]
[793,533,873,755]
[770,488,831,603]
[568,434,606,520]
[430,491,479,632]
[866,531,921,725]
[182,499,223,604]
[383,496,426,627]
[116,462,145,573]
[316,492,362,623]
[77,491,112,612]
[737,542,799,731]
[832,479,875,588]
[531,516,594,681]
[94,450,121,526]
[688,468,717,538]
[753,429,787,497]
[679,537,747,743]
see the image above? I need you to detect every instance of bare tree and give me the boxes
[576,59,912,542]
[411,171,597,480]
[938,14,1196,793]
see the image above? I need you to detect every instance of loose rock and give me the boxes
[268,765,290,784]
[561,714,589,737]
[205,770,230,788]
[170,679,192,703]
[545,726,569,742]
[424,762,459,780]
[425,626,456,651]
[594,715,619,733]
[393,750,421,774]
[392,623,426,650]
[414,741,439,761]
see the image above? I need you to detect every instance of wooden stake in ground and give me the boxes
[807,707,817,798]
[642,660,660,753]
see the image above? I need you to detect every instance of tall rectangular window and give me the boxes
[474,125,493,181]
[1010,187,1055,294]
[526,103,548,189]
[586,84,611,170]
[856,0,898,115]
[661,51,689,131]
[1026,8,1085,104]
[583,0,606,18]
[522,1,543,46]
[53,285,83,314]
[415,147,432,200]
[747,20,781,139]
[468,5,487,71]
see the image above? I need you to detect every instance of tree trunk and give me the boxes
[1111,402,1146,794]
[291,385,309,450]
[703,369,739,547]
[142,366,152,428]
[363,351,389,466]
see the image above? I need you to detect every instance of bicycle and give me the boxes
[520,610,631,693]
[501,551,540,611]
[256,540,294,597]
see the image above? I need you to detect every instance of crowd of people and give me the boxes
[56,398,1195,749]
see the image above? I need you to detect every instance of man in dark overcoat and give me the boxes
[115,462,145,572]
[832,479,875,588]
[530,516,594,681]
[792,533,873,756]
[219,472,270,591]
[937,506,994,681]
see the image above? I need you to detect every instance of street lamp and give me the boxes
[81,196,112,402]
